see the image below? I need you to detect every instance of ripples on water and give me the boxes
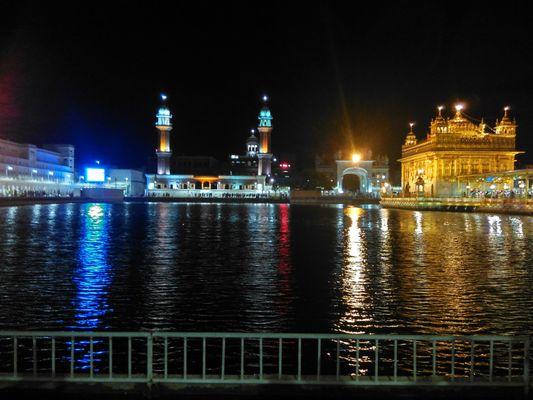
[0,202,531,335]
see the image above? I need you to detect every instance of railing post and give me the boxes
[470,340,475,383]
[375,339,379,382]
[70,336,75,378]
[259,338,263,381]
[202,337,206,380]
[394,339,398,382]
[109,337,113,380]
[297,338,302,382]
[32,336,37,377]
[128,336,132,379]
[508,341,512,382]
[413,340,417,382]
[524,338,530,396]
[278,338,282,379]
[89,336,94,379]
[317,338,321,381]
[432,340,436,377]
[147,333,153,383]
[52,337,56,378]
[183,337,188,380]
[356,339,360,381]
[13,336,17,378]
[451,340,455,382]
[240,338,244,380]
[489,340,493,383]
[164,336,168,379]
[336,340,340,381]
[221,337,226,380]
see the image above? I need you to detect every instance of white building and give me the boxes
[0,138,75,197]
[107,169,145,197]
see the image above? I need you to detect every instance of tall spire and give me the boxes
[257,95,274,177]
[155,93,173,175]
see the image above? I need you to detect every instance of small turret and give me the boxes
[430,105,448,136]
[404,122,417,147]
[246,129,259,156]
[495,106,517,135]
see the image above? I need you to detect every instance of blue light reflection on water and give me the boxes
[70,203,112,369]
[72,203,112,329]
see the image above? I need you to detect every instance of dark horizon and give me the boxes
[0,1,531,173]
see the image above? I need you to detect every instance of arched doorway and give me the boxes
[342,174,361,192]
[337,167,369,194]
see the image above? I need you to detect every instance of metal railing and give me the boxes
[0,332,530,392]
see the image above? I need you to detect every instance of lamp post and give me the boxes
[31,169,38,180]
[6,165,13,177]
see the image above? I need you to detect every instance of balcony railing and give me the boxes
[0,332,530,392]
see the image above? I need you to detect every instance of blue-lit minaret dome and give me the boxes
[155,93,173,175]
[257,95,274,177]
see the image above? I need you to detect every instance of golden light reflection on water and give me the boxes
[335,207,533,335]
[337,207,369,332]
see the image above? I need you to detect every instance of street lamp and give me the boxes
[6,165,13,177]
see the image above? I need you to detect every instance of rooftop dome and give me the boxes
[246,130,258,145]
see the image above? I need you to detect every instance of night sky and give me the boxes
[0,1,531,174]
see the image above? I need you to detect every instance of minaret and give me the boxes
[257,95,273,177]
[155,93,172,175]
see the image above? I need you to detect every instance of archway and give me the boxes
[337,166,369,194]
[342,174,361,192]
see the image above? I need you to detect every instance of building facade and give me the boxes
[0,138,75,197]
[400,105,522,197]
[146,95,276,197]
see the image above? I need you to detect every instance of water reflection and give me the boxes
[0,203,531,336]
[72,204,111,329]
[337,207,368,333]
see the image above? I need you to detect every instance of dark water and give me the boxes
[0,202,531,335]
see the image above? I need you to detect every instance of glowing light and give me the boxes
[161,93,167,101]
[455,103,464,112]
[251,129,255,134]
[504,106,510,111]
[262,95,268,102]
[7,165,13,171]
[48,171,54,176]
[438,105,444,111]
[351,153,361,162]
[32,169,38,174]
[96,160,100,165]
[85,168,105,182]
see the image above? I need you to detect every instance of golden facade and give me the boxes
[399,105,522,197]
